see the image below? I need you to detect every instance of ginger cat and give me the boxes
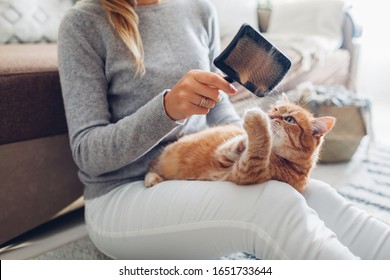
[145,94,335,192]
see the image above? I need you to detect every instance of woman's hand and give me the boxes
[164,70,237,121]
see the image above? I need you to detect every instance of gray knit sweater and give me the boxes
[58,0,241,200]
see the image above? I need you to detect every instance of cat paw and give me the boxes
[244,108,268,122]
[243,108,269,132]
[144,172,164,188]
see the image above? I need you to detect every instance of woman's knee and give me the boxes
[245,180,316,226]
[256,180,309,210]
[303,179,335,197]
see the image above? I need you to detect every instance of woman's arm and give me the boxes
[58,11,181,177]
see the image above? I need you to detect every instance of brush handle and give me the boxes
[223,75,235,83]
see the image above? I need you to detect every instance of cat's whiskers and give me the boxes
[234,91,263,116]
[295,98,311,109]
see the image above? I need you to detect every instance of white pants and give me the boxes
[85,179,390,259]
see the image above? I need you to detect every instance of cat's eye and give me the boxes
[283,116,296,124]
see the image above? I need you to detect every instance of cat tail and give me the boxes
[144,171,164,188]
[144,158,164,188]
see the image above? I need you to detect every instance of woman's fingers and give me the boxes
[190,95,216,109]
[163,70,237,121]
[191,70,237,96]
[191,82,222,103]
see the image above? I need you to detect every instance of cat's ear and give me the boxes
[311,117,336,138]
[277,92,290,105]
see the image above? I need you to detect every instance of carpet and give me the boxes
[34,236,111,260]
[33,236,256,260]
[33,139,390,260]
[337,139,390,226]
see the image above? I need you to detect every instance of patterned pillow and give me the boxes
[0,0,74,43]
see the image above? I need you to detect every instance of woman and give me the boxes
[58,0,390,259]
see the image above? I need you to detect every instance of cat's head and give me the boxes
[268,93,335,162]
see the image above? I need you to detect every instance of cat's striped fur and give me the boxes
[145,95,335,192]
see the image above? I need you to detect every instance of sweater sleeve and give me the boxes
[58,11,181,177]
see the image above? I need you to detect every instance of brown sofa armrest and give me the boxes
[0,44,68,145]
[0,44,84,245]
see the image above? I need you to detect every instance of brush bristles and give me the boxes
[224,35,285,96]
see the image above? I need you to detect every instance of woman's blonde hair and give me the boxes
[102,0,145,75]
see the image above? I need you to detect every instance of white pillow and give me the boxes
[267,0,346,49]
[208,0,259,39]
[0,0,74,43]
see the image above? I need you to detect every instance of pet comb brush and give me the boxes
[214,24,291,97]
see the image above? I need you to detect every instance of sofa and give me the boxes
[0,0,361,245]
[0,43,84,245]
[0,0,82,246]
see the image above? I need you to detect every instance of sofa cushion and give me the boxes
[267,0,346,51]
[0,44,68,145]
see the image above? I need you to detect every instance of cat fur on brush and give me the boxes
[145,94,335,192]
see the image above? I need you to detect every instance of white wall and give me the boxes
[347,0,390,101]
